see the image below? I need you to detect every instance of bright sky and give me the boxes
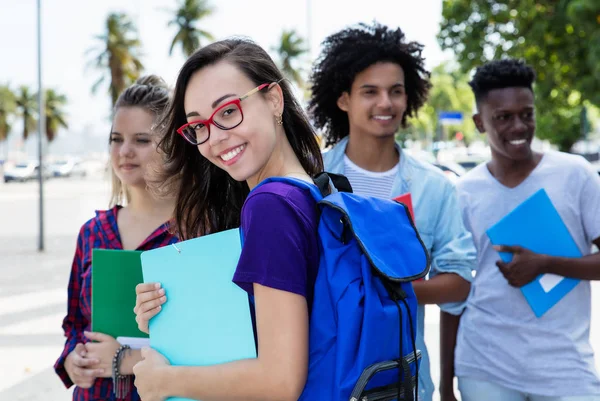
[0,0,452,155]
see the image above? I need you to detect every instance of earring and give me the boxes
[275,113,283,126]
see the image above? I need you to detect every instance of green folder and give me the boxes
[91,249,149,339]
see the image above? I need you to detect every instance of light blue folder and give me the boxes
[141,228,256,401]
[486,189,581,317]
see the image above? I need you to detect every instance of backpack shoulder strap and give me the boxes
[251,176,324,201]
[313,172,353,196]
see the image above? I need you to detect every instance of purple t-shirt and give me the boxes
[233,181,320,309]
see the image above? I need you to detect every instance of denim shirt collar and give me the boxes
[323,136,412,196]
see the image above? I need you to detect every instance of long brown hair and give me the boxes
[156,38,323,239]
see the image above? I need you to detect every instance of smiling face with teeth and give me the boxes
[337,62,407,141]
[183,61,293,186]
[474,87,537,163]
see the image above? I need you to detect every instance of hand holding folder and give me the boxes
[92,249,149,343]
[486,189,581,317]
[140,228,256,401]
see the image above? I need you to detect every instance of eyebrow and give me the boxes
[360,83,405,89]
[493,106,535,113]
[185,93,237,118]
[110,132,150,136]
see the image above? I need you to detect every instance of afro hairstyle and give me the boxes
[309,22,431,148]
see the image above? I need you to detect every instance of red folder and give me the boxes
[393,193,424,281]
[393,193,414,221]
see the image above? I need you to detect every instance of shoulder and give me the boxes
[76,207,117,241]
[456,163,490,192]
[402,151,454,189]
[542,150,599,185]
[243,182,318,228]
[545,150,594,172]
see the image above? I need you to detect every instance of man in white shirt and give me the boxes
[450,58,600,401]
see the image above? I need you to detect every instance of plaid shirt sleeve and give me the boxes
[54,225,89,388]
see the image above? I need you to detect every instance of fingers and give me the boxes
[136,282,161,296]
[135,288,166,309]
[74,366,104,378]
[135,305,162,334]
[496,261,510,275]
[72,352,99,367]
[136,295,167,315]
[493,245,523,254]
[83,331,113,342]
[74,342,87,357]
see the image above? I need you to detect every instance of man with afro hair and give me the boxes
[310,22,477,401]
[451,58,600,400]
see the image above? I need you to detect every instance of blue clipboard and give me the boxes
[141,228,256,401]
[486,189,581,317]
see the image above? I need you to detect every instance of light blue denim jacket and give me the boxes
[323,137,476,401]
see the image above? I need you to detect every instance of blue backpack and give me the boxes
[251,173,430,401]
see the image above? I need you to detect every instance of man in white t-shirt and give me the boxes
[449,58,600,401]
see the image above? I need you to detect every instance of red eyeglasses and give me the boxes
[177,82,273,145]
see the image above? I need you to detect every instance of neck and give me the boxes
[488,151,543,182]
[345,131,399,172]
[247,131,310,189]
[126,185,174,220]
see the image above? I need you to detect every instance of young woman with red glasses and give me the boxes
[132,39,323,401]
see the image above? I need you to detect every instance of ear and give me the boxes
[337,92,350,112]
[265,81,285,116]
[473,113,485,134]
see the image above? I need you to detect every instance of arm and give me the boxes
[544,240,600,279]
[420,182,476,308]
[497,168,600,286]
[120,349,143,375]
[154,284,308,401]
[495,239,600,287]
[133,190,314,401]
[54,228,89,387]
[134,284,308,401]
[413,273,470,305]
[439,312,460,401]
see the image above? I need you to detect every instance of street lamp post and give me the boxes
[37,0,45,251]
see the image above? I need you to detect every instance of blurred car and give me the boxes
[455,157,486,172]
[50,159,87,178]
[3,161,51,183]
[433,161,465,184]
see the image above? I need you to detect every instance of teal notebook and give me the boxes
[140,228,256,401]
[91,249,149,340]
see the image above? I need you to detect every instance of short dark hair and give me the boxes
[156,38,323,239]
[469,58,536,104]
[309,22,431,148]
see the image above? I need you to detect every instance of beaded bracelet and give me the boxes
[112,344,131,399]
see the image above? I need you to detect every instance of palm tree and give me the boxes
[15,86,37,141]
[87,13,144,108]
[168,0,214,57]
[0,85,16,143]
[44,89,68,142]
[272,30,308,88]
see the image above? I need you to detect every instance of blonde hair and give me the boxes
[109,75,170,207]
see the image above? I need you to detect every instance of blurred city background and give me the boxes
[0,0,599,400]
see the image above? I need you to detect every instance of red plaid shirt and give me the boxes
[54,206,178,401]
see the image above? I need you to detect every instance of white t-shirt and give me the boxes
[343,155,398,199]
[455,150,600,396]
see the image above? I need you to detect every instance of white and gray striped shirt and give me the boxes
[343,155,398,199]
